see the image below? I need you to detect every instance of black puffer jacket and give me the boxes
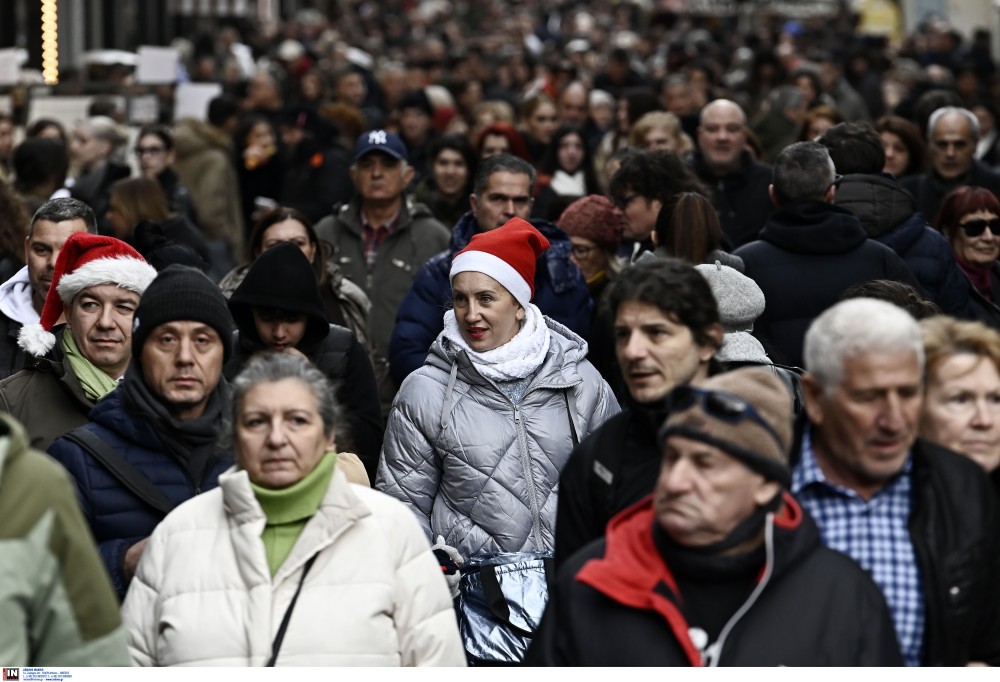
[833,173,973,318]
[733,200,919,366]
[901,160,1000,225]
[526,494,903,666]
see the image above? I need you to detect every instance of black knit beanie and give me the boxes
[132,264,235,362]
[227,242,330,350]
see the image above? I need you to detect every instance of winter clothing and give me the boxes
[695,261,769,363]
[958,261,1000,330]
[450,217,550,308]
[388,212,592,386]
[792,436,1000,666]
[554,402,665,566]
[172,117,245,256]
[833,172,974,318]
[689,149,774,248]
[525,494,903,666]
[17,233,156,358]
[281,135,354,224]
[219,257,372,351]
[660,368,793,486]
[154,167,199,226]
[130,265,234,363]
[0,414,131,666]
[377,317,619,558]
[412,177,470,229]
[0,330,98,451]
[225,243,384,480]
[47,380,232,600]
[314,197,451,383]
[0,266,38,379]
[902,161,1000,226]
[733,200,919,367]
[121,462,466,666]
[557,194,624,254]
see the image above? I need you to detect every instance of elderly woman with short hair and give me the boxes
[121,353,464,667]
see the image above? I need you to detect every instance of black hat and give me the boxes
[132,265,235,363]
[398,89,434,117]
[228,242,329,351]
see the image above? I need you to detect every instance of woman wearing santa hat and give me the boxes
[376,217,619,570]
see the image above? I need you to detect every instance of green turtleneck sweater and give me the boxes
[250,452,336,576]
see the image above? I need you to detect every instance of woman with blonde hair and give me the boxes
[69,116,130,233]
[919,315,1000,494]
[628,111,693,154]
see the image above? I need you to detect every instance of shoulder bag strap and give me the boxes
[267,554,319,667]
[63,429,176,515]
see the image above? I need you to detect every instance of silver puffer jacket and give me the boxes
[376,318,620,559]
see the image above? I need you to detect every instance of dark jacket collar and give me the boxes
[760,200,868,254]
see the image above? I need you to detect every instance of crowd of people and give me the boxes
[2,2,1000,669]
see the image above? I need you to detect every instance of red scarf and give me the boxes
[956,256,994,300]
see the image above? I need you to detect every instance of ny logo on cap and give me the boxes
[368,130,388,145]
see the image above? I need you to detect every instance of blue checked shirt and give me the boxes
[792,426,924,667]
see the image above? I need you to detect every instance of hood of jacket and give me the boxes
[0,412,31,483]
[173,118,233,160]
[575,492,817,665]
[0,265,38,326]
[759,200,868,255]
[833,173,917,238]
[228,242,330,352]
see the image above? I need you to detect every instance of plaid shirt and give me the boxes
[360,209,401,271]
[792,426,924,667]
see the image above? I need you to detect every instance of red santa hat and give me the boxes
[449,217,550,308]
[18,233,158,357]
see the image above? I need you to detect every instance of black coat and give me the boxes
[525,494,903,666]
[733,200,919,366]
[689,150,774,249]
[554,403,664,567]
[834,173,974,318]
[0,312,26,381]
[907,439,1000,666]
[901,160,1000,226]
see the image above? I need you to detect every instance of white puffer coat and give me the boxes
[121,464,466,667]
[376,317,620,558]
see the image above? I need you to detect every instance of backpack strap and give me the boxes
[63,428,176,515]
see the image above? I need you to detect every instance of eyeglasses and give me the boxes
[135,146,166,157]
[668,384,785,453]
[614,193,640,210]
[830,173,843,189]
[959,218,1000,237]
[571,244,595,258]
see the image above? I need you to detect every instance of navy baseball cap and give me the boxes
[352,129,408,163]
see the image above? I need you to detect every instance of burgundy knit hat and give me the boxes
[557,194,625,253]
[450,217,550,308]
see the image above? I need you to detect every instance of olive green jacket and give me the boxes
[0,413,130,665]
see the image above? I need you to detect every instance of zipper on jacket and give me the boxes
[704,514,776,666]
[513,405,544,548]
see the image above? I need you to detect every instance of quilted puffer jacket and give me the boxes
[47,388,231,600]
[376,317,620,559]
[121,465,465,667]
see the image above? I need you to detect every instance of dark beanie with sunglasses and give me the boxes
[658,367,793,487]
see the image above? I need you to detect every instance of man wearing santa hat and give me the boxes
[0,232,157,450]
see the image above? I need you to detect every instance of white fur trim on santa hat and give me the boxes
[57,256,158,304]
[18,323,56,357]
[450,251,532,308]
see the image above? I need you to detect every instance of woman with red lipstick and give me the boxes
[226,242,383,483]
[935,186,1000,329]
[377,217,619,570]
